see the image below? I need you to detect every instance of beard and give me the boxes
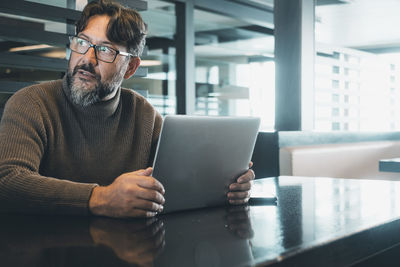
[66,63,123,107]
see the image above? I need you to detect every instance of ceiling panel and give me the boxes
[316,0,400,52]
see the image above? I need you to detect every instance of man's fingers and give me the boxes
[229,181,251,192]
[127,200,163,217]
[133,197,164,212]
[249,161,253,168]
[137,187,165,205]
[226,168,254,205]
[236,169,255,183]
[228,191,250,200]
[133,167,153,176]
[141,167,153,176]
[137,176,165,194]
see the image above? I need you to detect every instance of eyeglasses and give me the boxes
[68,36,134,63]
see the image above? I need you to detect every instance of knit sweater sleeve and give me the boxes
[0,90,97,215]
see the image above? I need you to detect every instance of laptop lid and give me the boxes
[152,115,260,213]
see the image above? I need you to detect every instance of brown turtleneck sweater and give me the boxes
[0,78,162,215]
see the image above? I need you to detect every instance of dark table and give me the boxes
[2,176,400,267]
[379,157,400,172]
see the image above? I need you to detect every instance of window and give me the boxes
[332,122,340,131]
[332,66,340,74]
[194,9,275,130]
[315,3,400,131]
[332,80,340,89]
[333,52,340,59]
[123,1,177,116]
[332,108,339,116]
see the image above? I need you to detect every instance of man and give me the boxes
[0,0,254,218]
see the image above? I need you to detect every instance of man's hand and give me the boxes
[89,167,165,218]
[227,162,255,205]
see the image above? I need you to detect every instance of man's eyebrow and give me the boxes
[77,33,91,41]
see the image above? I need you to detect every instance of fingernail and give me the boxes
[159,205,164,212]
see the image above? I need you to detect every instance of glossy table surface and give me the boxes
[3,176,400,267]
[379,157,400,172]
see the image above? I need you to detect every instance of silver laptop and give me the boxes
[152,115,260,213]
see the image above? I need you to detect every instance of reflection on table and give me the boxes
[2,176,400,266]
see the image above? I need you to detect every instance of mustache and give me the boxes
[72,63,100,79]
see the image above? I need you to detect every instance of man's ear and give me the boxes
[124,57,141,79]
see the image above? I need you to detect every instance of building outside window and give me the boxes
[314,44,400,131]
[314,1,400,132]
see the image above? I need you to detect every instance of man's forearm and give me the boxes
[0,168,97,215]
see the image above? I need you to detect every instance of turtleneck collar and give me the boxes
[62,75,121,118]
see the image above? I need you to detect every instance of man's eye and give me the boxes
[98,46,113,54]
[76,38,87,46]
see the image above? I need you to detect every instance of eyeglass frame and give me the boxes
[68,36,135,63]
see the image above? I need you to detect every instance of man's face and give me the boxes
[66,15,131,107]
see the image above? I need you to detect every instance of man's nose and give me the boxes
[82,46,98,65]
